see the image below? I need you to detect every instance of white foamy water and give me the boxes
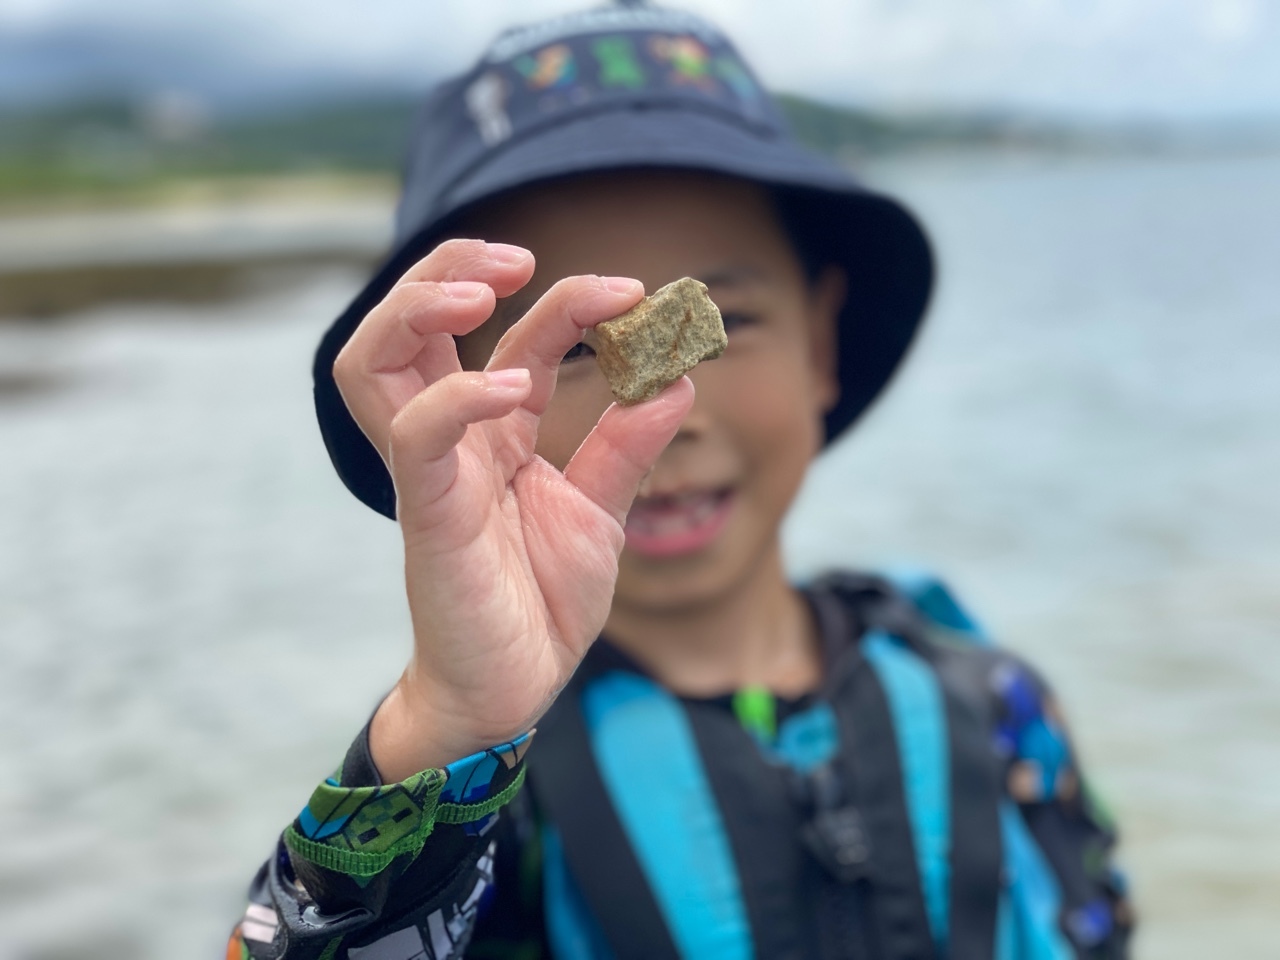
[1,151,1277,958]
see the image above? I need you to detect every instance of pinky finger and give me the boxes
[388,368,532,517]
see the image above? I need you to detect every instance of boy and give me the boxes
[230,6,1131,959]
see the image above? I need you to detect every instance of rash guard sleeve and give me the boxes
[226,725,535,960]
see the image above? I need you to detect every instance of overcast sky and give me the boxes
[3,0,1278,120]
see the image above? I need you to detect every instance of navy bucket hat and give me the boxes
[315,4,934,520]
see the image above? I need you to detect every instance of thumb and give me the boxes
[562,377,695,526]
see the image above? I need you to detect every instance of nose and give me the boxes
[670,365,717,443]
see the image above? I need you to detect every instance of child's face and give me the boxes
[455,170,844,615]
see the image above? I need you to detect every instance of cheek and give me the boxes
[730,346,826,469]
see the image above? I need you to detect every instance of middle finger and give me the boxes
[487,274,645,414]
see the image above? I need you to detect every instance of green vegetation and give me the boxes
[0,95,419,208]
[0,91,1204,209]
[775,94,1055,154]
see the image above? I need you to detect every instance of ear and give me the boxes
[807,265,847,415]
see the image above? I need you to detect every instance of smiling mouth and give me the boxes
[624,489,734,558]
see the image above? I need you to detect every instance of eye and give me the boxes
[561,340,597,364]
[719,311,757,334]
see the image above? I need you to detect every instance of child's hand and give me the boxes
[333,240,694,780]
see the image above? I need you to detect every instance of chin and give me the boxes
[613,569,724,616]
[613,529,777,617]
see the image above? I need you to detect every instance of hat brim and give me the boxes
[315,105,934,520]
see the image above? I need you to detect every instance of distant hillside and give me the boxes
[0,94,422,204]
[0,91,1259,207]
[775,94,1157,155]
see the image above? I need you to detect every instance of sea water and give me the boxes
[1,150,1276,958]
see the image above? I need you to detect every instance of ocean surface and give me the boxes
[1,150,1277,958]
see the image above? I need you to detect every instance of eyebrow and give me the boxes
[493,263,768,327]
[697,265,768,290]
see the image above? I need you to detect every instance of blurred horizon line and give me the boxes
[4,9,1280,128]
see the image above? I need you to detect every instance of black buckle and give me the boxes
[793,764,873,883]
[802,804,873,883]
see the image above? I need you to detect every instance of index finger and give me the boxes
[487,274,645,414]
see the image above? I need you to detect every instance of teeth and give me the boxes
[636,493,692,509]
[635,490,721,509]
[627,491,724,535]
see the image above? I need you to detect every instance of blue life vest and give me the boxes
[529,571,1078,960]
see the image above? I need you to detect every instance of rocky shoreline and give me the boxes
[0,188,391,320]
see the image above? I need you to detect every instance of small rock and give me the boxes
[593,277,727,405]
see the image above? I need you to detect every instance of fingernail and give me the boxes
[487,368,531,389]
[488,244,530,265]
[602,276,643,295]
[444,281,488,300]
